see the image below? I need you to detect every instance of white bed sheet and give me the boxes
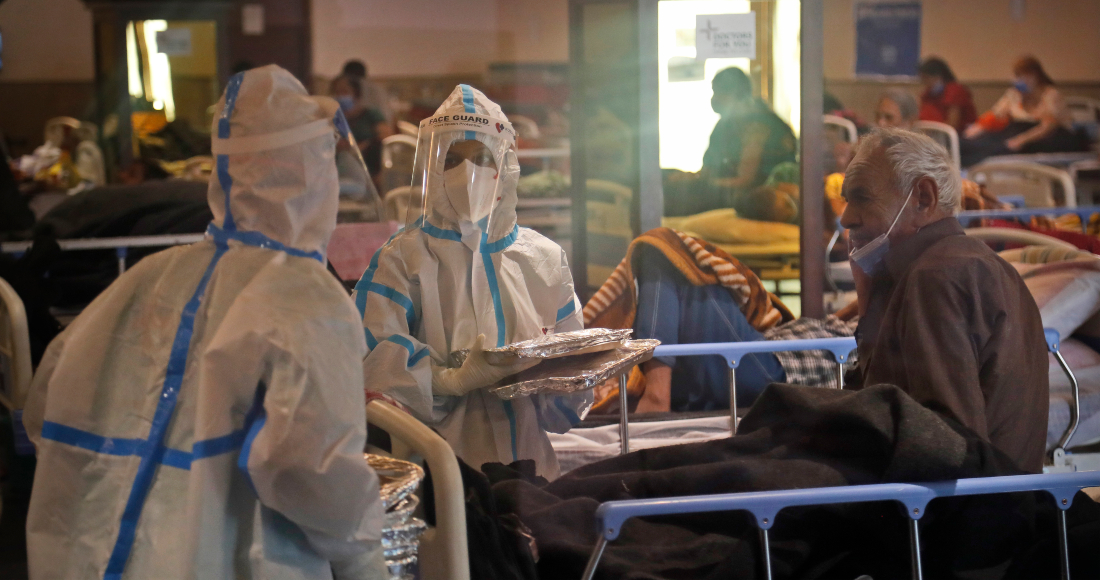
[550,415,731,475]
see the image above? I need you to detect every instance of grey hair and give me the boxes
[855,127,963,215]
[880,89,919,122]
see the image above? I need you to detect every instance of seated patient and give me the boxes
[356,85,588,480]
[842,127,1049,472]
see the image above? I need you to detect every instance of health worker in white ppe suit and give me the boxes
[356,85,589,479]
[22,65,386,580]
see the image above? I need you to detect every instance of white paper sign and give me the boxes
[695,12,756,60]
[242,4,265,36]
[155,29,192,56]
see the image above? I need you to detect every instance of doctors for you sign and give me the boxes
[695,12,756,60]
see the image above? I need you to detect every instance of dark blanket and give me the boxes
[493,384,1100,580]
[32,180,212,306]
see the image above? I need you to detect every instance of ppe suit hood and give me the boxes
[208,65,342,256]
[419,85,519,244]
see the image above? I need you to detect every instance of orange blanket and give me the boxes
[583,227,791,412]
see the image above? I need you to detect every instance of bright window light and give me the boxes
[657,0,751,172]
[657,0,801,172]
[142,20,176,122]
[126,22,144,99]
[772,0,801,137]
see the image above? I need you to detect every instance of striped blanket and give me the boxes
[583,227,791,412]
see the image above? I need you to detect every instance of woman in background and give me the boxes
[918,57,977,132]
[961,55,1088,166]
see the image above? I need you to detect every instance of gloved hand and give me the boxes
[432,334,539,396]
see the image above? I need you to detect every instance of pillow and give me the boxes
[1018,261,1100,338]
[677,208,801,245]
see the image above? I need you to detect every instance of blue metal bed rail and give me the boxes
[613,338,856,454]
[593,328,1084,579]
[580,470,1100,580]
[957,206,1100,232]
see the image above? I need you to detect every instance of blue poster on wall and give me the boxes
[855,2,921,78]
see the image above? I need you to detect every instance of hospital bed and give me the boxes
[367,400,469,580]
[580,469,1100,580]
[1,234,204,277]
[573,332,1097,580]
[553,326,1095,474]
[825,206,1100,291]
[957,205,1100,232]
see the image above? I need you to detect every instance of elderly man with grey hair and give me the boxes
[842,127,1049,473]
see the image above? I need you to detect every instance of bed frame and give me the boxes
[1,234,205,276]
[590,330,1094,580]
[956,205,1100,232]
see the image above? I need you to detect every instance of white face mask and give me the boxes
[443,160,498,225]
[849,187,914,274]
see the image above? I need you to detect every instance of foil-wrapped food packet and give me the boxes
[449,328,634,368]
[489,339,660,400]
[366,454,429,580]
[366,454,425,510]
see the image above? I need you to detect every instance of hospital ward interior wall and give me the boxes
[0,0,96,158]
[0,0,313,158]
[823,0,1100,121]
[308,0,568,99]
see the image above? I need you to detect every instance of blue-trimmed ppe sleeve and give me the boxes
[534,248,591,432]
[356,245,442,422]
[240,317,383,560]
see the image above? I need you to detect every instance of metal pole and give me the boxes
[729,367,738,435]
[116,247,128,277]
[1058,509,1071,580]
[836,362,845,389]
[619,373,630,455]
[799,0,825,318]
[1053,350,1081,451]
[909,518,923,580]
[759,527,773,580]
[580,536,609,580]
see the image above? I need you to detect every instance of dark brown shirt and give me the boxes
[850,218,1049,472]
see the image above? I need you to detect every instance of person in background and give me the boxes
[875,89,919,130]
[23,65,386,579]
[824,91,871,135]
[665,67,797,216]
[918,57,977,133]
[331,73,394,176]
[342,59,395,126]
[961,55,1088,166]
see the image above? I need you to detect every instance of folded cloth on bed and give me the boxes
[494,383,1100,580]
[762,315,858,389]
[582,227,791,412]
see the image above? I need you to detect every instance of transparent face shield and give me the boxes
[405,112,518,238]
[333,110,382,221]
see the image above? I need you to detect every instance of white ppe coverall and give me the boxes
[23,65,385,580]
[355,85,590,480]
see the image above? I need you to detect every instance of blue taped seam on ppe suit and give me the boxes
[23,65,384,580]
